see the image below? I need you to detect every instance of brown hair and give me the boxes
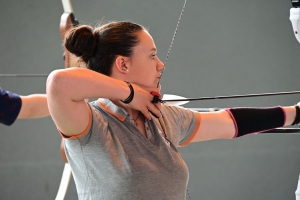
[64,21,147,76]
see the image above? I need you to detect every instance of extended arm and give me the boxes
[191,106,296,142]
[18,94,49,119]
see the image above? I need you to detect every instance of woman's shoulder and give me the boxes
[161,104,194,114]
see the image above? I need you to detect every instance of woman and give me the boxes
[0,87,49,125]
[46,21,298,199]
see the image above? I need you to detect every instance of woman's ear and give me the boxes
[115,56,130,73]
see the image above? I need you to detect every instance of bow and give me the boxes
[55,1,78,200]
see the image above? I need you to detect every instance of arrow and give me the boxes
[161,90,300,102]
[163,95,300,134]
[162,94,189,106]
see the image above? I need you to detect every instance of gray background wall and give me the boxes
[0,0,300,199]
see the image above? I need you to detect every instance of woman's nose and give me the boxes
[157,58,165,72]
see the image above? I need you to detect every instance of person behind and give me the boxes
[46,21,299,200]
[0,87,49,125]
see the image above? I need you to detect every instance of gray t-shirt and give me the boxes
[63,99,201,200]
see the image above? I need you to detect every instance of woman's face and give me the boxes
[126,30,164,88]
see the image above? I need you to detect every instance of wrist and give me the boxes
[291,105,300,125]
[120,81,134,104]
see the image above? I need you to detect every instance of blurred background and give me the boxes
[1,0,300,199]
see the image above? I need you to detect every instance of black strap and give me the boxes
[292,105,300,125]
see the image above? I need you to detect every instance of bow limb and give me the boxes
[60,0,78,69]
[55,1,78,200]
[61,0,74,13]
[59,0,78,163]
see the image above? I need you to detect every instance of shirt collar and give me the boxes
[97,98,129,122]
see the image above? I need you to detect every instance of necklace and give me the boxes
[132,112,140,126]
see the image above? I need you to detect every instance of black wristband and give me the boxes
[292,105,300,125]
[120,81,134,104]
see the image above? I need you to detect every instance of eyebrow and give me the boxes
[150,47,157,52]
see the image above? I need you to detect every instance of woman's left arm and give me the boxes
[191,106,296,142]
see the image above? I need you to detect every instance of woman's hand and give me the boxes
[126,84,162,120]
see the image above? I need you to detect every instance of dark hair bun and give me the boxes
[64,25,97,63]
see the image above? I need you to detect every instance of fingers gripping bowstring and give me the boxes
[157,0,188,88]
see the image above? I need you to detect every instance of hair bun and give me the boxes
[64,25,97,63]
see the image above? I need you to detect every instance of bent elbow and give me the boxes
[46,69,68,96]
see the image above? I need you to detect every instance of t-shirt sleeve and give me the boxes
[0,88,22,126]
[61,101,109,146]
[158,105,201,147]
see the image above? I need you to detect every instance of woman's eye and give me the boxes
[151,54,156,59]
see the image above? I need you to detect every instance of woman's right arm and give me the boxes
[46,67,161,136]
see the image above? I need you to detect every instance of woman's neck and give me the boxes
[111,99,139,119]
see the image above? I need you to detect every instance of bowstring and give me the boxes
[156,1,192,199]
[157,0,188,88]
